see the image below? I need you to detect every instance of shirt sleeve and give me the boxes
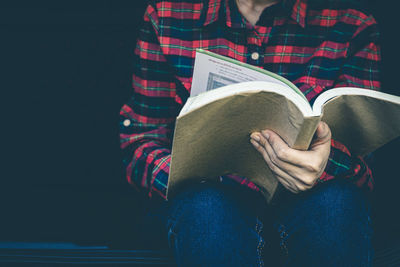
[318,14,381,190]
[119,4,180,200]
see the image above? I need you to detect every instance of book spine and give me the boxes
[292,116,321,150]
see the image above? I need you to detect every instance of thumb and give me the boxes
[311,122,331,148]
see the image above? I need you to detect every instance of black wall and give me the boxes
[1,0,145,187]
[0,0,149,247]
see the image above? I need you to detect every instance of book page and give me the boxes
[314,87,400,156]
[191,49,306,101]
[179,81,313,117]
[313,87,400,116]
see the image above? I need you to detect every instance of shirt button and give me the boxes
[123,119,131,127]
[251,52,259,60]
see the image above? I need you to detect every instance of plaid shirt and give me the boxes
[120,0,381,200]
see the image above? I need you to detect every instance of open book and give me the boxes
[167,49,400,202]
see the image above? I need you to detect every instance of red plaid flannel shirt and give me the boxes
[120,0,381,199]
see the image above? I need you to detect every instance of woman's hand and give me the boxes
[250,122,331,193]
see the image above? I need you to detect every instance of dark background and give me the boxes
[0,0,398,250]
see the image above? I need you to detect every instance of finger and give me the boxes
[253,132,315,187]
[316,121,331,141]
[259,132,302,170]
[310,122,331,149]
[261,134,316,186]
[261,130,311,167]
[250,135,276,167]
[251,133,288,173]
[250,135,266,155]
[258,145,303,193]
[251,135,282,173]
[251,134,311,192]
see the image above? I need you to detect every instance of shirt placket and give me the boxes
[246,26,271,67]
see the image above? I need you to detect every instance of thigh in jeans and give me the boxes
[272,179,373,267]
[165,182,269,267]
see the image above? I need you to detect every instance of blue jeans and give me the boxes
[150,179,372,266]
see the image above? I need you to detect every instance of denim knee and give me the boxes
[166,183,266,267]
[307,179,372,243]
[274,179,372,266]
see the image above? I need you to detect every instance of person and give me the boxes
[120,0,380,265]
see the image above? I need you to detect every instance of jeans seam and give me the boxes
[277,224,289,257]
[255,216,265,267]
[166,199,185,250]
[166,220,177,249]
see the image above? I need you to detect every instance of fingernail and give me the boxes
[250,133,260,142]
